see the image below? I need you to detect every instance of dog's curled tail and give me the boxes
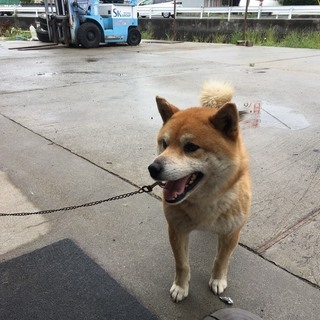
[200,81,234,109]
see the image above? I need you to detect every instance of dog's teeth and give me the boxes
[188,174,197,185]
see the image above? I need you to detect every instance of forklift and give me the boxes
[36,0,141,48]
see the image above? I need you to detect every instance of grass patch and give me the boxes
[212,33,228,44]
[140,30,154,40]
[0,23,31,40]
[4,28,31,40]
[143,26,320,49]
[278,31,320,49]
[229,28,320,49]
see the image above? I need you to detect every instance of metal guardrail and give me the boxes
[139,5,320,20]
[0,6,46,17]
[1,5,320,20]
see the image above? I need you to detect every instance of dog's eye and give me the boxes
[184,143,199,153]
[162,140,168,149]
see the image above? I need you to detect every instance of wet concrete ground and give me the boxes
[0,40,320,319]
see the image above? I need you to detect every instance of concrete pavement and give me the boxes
[0,40,319,319]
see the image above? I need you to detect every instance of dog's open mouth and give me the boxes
[163,172,204,204]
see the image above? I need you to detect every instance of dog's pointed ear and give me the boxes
[210,103,239,140]
[156,96,180,123]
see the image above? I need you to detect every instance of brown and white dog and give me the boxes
[148,81,251,302]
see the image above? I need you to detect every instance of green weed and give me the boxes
[278,31,320,49]
[229,28,320,49]
[212,33,227,44]
[140,30,154,40]
[0,23,31,40]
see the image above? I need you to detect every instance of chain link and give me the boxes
[0,181,164,217]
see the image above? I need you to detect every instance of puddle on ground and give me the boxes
[34,71,101,77]
[85,58,98,63]
[238,100,310,130]
[246,67,269,74]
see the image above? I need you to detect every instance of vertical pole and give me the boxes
[243,0,250,40]
[173,0,176,41]
[44,0,52,41]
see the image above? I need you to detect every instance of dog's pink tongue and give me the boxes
[164,175,191,201]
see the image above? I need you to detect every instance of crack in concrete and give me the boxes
[240,241,320,290]
[262,108,291,130]
[254,54,320,65]
[256,207,320,254]
[25,221,50,229]
[0,113,162,203]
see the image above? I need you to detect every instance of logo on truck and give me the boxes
[113,8,132,18]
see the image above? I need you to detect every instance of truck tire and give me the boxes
[127,28,141,46]
[36,28,50,43]
[77,22,101,49]
[38,15,48,31]
[162,12,171,18]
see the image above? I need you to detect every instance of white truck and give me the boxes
[239,0,280,6]
[137,0,181,18]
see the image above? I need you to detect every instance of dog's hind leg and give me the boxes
[168,225,190,302]
[209,228,241,295]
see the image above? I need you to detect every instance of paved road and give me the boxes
[0,40,319,319]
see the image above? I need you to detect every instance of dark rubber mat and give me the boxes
[0,239,157,320]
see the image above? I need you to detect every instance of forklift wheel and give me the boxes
[38,15,48,31]
[127,28,141,46]
[36,28,51,43]
[77,22,101,49]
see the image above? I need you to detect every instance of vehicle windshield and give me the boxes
[139,0,153,5]
[139,0,172,5]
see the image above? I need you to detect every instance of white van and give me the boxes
[137,0,182,18]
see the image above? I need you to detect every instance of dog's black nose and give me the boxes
[148,161,163,180]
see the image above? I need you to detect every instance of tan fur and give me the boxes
[148,82,251,302]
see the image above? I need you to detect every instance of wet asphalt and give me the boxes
[0,39,320,319]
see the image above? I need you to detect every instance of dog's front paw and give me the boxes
[209,277,227,295]
[170,283,189,302]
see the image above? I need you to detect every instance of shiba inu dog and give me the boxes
[148,81,251,302]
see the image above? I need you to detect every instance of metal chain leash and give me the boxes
[0,181,163,217]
